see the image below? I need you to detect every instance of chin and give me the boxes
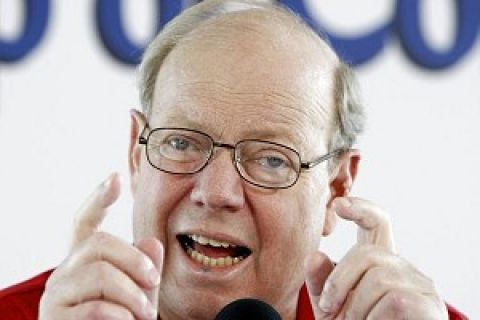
[159,287,252,320]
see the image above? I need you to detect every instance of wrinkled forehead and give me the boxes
[152,10,338,151]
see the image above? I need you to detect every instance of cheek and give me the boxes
[280,177,330,254]
[250,181,328,275]
[132,165,192,242]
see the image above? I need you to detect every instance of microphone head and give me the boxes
[214,298,281,320]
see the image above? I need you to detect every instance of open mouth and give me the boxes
[178,234,252,268]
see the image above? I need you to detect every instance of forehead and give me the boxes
[151,10,337,153]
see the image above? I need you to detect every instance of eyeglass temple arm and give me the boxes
[138,124,150,145]
[300,149,345,169]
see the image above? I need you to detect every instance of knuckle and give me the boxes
[91,231,111,247]
[82,303,134,320]
[358,213,377,228]
[89,232,113,260]
[84,301,110,319]
[323,279,339,300]
[318,280,339,313]
[94,260,112,284]
[383,290,409,317]
[370,272,388,289]
[369,266,395,287]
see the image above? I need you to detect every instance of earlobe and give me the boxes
[128,109,146,194]
[322,149,361,236]
[329,149,360,198]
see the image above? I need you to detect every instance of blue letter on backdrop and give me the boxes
[95,0,479,68]
[280,0,393,66]
[396,0,480,69]
[0,0,50,62]
[96,0,184,65]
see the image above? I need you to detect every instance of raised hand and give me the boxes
[306,197,449,320]
[39,173,163,320]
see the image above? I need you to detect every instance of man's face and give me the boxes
[130,14,338,320]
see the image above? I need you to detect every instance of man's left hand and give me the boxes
[305,197,449,319]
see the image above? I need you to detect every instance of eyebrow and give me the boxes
[240,128,307,150]
[159,123,305,152]
[150,112,197,127]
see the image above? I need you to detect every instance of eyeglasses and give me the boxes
[139,126,343,189]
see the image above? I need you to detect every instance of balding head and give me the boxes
[138,0,364,159]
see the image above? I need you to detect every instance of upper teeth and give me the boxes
[190,234,237,248]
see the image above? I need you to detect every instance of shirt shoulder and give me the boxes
[0,270,54,320]
[447,303,469,320]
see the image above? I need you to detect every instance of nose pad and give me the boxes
[190,149,245,211]
[207,145,237,168]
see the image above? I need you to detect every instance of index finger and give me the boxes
[333,197,395,251]
[70,173,121,249]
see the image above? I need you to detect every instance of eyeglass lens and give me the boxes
[144,128,301,188]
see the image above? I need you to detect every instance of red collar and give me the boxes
[296,283,314,320]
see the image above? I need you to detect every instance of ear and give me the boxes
[129,109,147,195]
[322,149,361,236]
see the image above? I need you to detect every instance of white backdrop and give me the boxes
[1,0,478,318]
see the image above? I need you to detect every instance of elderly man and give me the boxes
[0,0,467,319]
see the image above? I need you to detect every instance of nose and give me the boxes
[190,149,245,212]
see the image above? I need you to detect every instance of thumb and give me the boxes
[70,173,121,249]
[305,251,335,320]
[136,238,164,316]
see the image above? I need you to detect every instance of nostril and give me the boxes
[191,188,243,211]
[190,157,245,211]
[190,188,205,207]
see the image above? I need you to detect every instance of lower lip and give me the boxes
[176,240,252,279]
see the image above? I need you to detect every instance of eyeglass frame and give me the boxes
[138,124,345,189]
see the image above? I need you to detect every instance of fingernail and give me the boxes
[101,173,123,205]
[145,257,160,286]
[149,268,160,286]
[147,306,157,320]
[100,174,115,206]
[142,295,157,319]
[102,175,113,191]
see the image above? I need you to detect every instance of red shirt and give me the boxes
[0,270,469,319]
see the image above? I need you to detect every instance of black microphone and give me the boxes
[214,298,282,320]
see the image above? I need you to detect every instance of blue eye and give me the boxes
[169,137,190,151]
[255,154,291,170]
[264,156,286,168]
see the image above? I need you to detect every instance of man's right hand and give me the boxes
[39,173,163,320]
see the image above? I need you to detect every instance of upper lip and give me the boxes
[177,230,252,250]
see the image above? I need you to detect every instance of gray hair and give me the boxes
[138,0,365,168]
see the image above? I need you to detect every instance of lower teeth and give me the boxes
[188,248,243,267]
